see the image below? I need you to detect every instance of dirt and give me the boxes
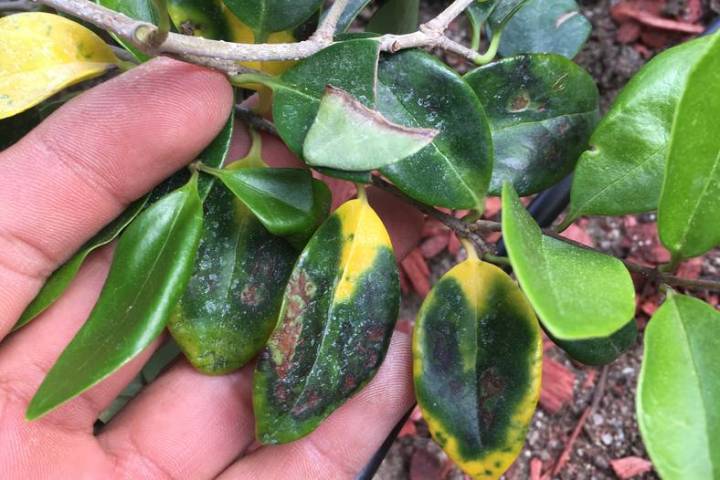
[374,1,719,479]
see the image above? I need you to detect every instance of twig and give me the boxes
[234,105,278,135]
[0,0,35,10]
[550,366,608,478]
[33,0,486,70]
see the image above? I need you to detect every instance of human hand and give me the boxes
[0,58,421,479]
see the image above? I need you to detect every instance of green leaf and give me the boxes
[377,49,493,210]
[366,0,419,35]
[97,0,157,61]
[196,111,234,200]
[27,175,204,420]
[637,293,720,479]
[253,197,400,444]
[658,33,720,259]
[222,0,322,38]
[202,166,328,245]
[313,167,373,184]
[14,196,149,332]
[167,0,231,39]
[567,34,717,221]
[235,38,381,156]
[548,318,637,365]
[414,258,542,479]
[502,183,635,340]
[303,86,437,171]
[169,184,296,374]
[465,54,598,196]
[324,0,372,33]
[471,0,530,32]
[498,0,591,59]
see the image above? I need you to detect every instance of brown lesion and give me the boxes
[477,367,506,429]
[179,20,197,36]
[270,270,317,378]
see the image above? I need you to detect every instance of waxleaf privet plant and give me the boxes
[1,0,719,477]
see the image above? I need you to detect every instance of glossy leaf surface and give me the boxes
[14,196,148,332]
[326,0,372,33]
[502,183,635,340]
[303,86,437,171]
[27,176,204,420]
[377,50,493,210]
[169,185,296,374]
[204,166,320,239]
[549,318,637,366]
[498,0,590,58]
[414,259,542,480]
[222,0,322,38]
[196,111,234,200]
[465,54,597,196]
[637,293,720,479]
[567,35,715,220]
[254,197,399,444]
[658,32,720,259]
[0,13,119,120]
[97,0,156,61]
[366,0,420,34]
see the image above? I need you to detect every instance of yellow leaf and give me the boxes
[0,12,119,120]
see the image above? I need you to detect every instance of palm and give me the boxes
[0,58,417,479]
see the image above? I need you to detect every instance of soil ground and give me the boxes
[374,1,720,479]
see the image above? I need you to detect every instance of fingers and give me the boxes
[0,57,233,336]
[0,247,161,430]
[98,361,257,480]
[218,332,414,480]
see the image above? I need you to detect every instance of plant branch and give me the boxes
[34,0,486,70]
[0,0,36,10]
[234,105,278,135]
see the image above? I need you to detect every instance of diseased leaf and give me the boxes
[366,0,419,35]
[498,0,591,59]
[502,183,635,340]
[169,183,296,374]
[253,196,400,444]
[201,166,328,246]
[465,54,598,196]
[14,196,149,332]
[97,0,156,61]
[637,293,720,479]
[414,258,542,480]
[222,0,322,39]
[567,34,716,221]
[549,318,637,366]
[377,49,493,210]
[0,12,119,120]
[658,32,720,259]
[27,175,204,420]
[303,86,437,171]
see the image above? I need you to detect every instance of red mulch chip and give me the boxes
[610,456,653,479]
[540,357,576,414]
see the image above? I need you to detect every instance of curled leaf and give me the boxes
[0,12,119,120]
[414,258,542,480]
[253,197,400,444]
[303,86,437,171]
